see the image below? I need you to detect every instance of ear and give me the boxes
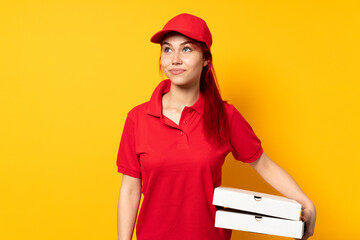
[203,59,209,67]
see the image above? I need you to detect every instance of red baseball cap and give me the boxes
[150,13,213,50]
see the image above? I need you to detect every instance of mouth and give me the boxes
[169,68,186,75]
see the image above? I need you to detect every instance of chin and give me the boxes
[170,79,198,88]
[167,75,184,83]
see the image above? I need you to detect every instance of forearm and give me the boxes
[117,177,141,240]
[250,152,313,209]
[250,152,316,239]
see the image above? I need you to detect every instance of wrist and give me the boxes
[302,200,315,211]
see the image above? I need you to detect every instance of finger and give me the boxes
[301,232,310,240]
[302,222,314,240]
[305,224,314,238]
[301,219,312,239]
[301,225,313,240]
[301,210,310,222]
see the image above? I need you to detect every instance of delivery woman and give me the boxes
[116,13,316,240]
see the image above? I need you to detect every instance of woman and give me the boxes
[117,13,316,240]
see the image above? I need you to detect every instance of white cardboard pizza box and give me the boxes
[213,186,302,221]
[215,209,304,239]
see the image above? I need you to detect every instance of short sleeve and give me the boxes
[228,105,263,163]
[116,114,142,178]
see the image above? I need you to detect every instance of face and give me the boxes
[160,33,208,88]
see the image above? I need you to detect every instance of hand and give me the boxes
[299,204,316,240]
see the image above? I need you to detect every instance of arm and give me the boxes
[249,152,316,240]
[117,174,142,240]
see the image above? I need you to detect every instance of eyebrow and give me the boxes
[161,41,193,46]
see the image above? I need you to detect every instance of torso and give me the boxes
[117,79,262,240]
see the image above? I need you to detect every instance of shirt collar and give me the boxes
[146,79,204,117]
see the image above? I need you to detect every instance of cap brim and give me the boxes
[150,30,171,43]
[150,29,198,44]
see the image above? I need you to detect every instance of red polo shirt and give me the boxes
[117,79,263,240]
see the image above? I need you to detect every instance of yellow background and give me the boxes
[1,0,359,239]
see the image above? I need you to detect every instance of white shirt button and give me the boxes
[180,131,184,135]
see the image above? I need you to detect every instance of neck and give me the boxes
[163,82,200,110]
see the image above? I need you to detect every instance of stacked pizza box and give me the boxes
[213,186,304,239]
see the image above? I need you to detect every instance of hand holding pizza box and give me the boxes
[213,186,304,239]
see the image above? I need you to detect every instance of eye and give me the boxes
[183,46,192,52]
[163,47,172,53]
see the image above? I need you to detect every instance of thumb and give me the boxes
[301,209,311,222]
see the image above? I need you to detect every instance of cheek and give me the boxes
[160,55,171,67]
[185,59,205,73]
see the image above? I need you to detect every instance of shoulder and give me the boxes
[223,102,248,124]
[126,101,150,121]
[223,102,238,117]
[224,102,236,111]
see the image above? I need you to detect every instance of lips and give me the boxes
[169,68,186,75]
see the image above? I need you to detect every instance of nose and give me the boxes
[171,51,182,65]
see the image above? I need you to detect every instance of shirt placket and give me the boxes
[177,107,192,149]
[160,107,192,149]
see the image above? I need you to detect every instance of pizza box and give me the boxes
[213,186,302,221]
[215,209,304,239]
